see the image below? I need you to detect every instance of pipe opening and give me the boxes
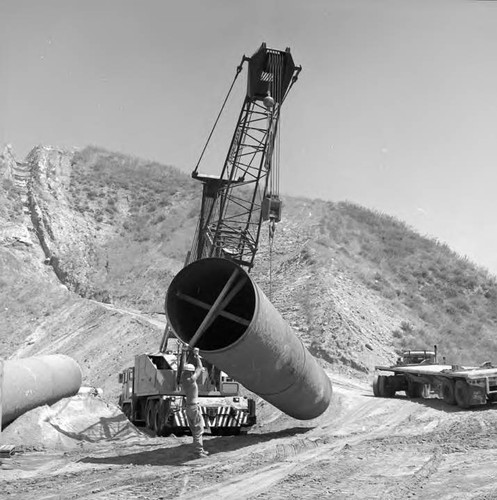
[166,258,255,351]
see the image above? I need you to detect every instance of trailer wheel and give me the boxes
[454,380,471,409]
[442,380,456,405]
[406,381,423,399]
[379,375,395,398]
[372,374,381,397]
[422,384,431,398]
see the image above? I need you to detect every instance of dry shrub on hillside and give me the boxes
[317,201,497,364]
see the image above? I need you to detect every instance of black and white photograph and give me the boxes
[1,1,497,498]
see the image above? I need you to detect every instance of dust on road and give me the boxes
[2,373,497,499]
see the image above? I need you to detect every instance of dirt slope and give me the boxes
[4,143,497,391]
[2,373,497,499]
[0,144,405,393]
[3,143,497,498]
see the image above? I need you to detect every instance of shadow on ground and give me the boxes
[78,426,312,467]
[364,392,497,413]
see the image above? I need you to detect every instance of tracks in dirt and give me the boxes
[93,301,167,330]
[175,376,497,499]
[3,373,497,499]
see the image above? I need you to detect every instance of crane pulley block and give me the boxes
[247,43,297,104]
[262,194,282,223]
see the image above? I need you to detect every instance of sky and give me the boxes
[2,0,497,274]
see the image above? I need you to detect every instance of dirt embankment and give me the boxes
[2,373,497,500]
[1,145,402,383]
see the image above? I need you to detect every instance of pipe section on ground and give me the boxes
[166,257,332,420]
[1,354,82,428]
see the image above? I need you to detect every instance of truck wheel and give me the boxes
[145,403,151,429]
[156,400,171,437]
[153,404,161,434]
[146,401,156,430]
[454,380,471,409]
[122,403,132,420]
[442,380,456,405]
[406,381,422,399]
[372,374,381,397]
[422,384,431,398]
[379,375,395,398]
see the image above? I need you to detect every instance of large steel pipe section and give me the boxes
[166,258,332,419]
[1,354,82,428]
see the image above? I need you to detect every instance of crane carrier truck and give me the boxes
[373,347,497,409]
[118,43,310,435]
[118,338,255,435]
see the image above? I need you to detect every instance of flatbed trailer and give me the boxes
[373,362,497,409]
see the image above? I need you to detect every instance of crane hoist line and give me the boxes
[188,42,302,270]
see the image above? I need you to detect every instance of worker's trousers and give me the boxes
[186,403,205,455]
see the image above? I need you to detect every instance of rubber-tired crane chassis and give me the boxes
[373,348,497,409]
[118,339,255,435]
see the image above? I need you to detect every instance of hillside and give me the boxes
[1,144,497,402]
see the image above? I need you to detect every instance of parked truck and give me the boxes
[118,337,256,436]
[373,346,497,409]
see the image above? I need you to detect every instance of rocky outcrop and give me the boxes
[0,145,107,299]
[0,144,32,236]
[0,144,16,180]
[24,146,103,298]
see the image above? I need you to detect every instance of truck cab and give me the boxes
[397,349,437,366]
[118,339,256,436]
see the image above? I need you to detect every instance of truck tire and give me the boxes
[146,400,157,430]
[153,404,161,434]
[454,380,471,409]
[406,380,423,399]
[157,400,172,437]
[422,384,431,399]
[122,403,132,420]
[372,374,381,397]
[145,402,151,429]
[379,375,395,398]
[442,379,456,405]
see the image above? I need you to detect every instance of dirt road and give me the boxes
[2,373,497,499]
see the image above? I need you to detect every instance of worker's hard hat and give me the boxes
[183,363,195,372]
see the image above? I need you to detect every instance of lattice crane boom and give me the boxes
[188,43,301,270]
[160,43,300,353]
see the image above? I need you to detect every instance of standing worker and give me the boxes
[181,347,209,458]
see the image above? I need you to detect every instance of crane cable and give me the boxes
[192,57,247,177]
[269,212,280,300]
[268,63,301,301]
[267,53,284,301]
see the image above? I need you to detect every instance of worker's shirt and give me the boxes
[182,375,199,404]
